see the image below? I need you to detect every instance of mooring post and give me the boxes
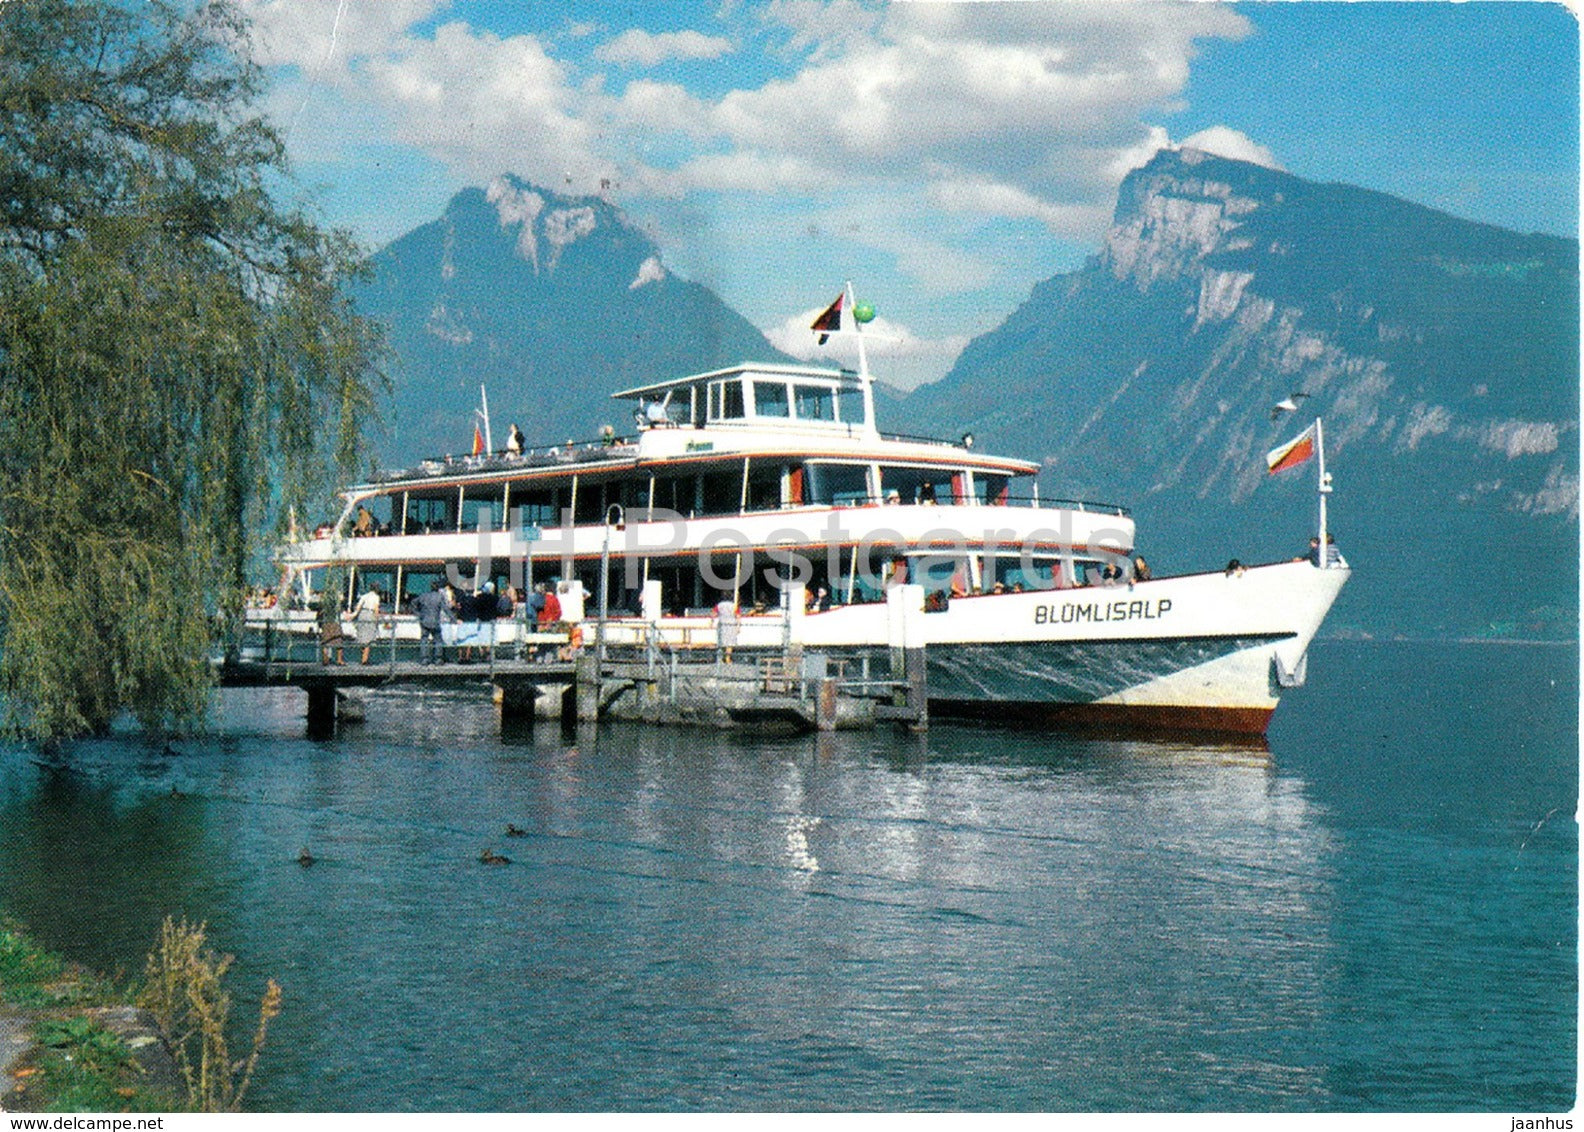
[816,676,838,731]
[575,653,600,722]
[886,583,928,728]
[904,646,928,731]
[496,680,536,731]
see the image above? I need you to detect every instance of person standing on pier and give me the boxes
[317,597,345,666]
[354,587,382,664]
[476,581,500,661]
[715,595,739,663]
[413,580,447,665]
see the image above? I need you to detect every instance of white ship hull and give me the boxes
[804,559,1345,733]
[252,560,1345,735]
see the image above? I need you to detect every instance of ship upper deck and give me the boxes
[354,361,1040,495]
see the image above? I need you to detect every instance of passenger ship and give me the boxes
[266,293,1349,735]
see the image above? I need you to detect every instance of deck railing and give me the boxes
[369,432,641,484]
[329,492,1130,538]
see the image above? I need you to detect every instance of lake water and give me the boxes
[0,640,1574,1111]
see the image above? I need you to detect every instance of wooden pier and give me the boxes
[224,582,934,736]
[218,646,927,738]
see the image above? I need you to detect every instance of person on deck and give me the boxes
[476,581,499,661]
[413,580,447,665]
[455,584,481,662]
[354,587,381,664]
[539,584,561,629]
[317,598,345,666]
[1132,557,1152,583]
[352,505,375,537]
[506,423,525,456]
[524,583,546,630]
[714,595,739,664]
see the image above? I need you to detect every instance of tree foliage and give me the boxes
[0,0,385,739]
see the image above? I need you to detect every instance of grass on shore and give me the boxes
[0,918,176,1114]
[0,920,180,1112]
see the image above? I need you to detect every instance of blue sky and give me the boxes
[245,0,1579,387]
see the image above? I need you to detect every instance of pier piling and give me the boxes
[305,683,337,738]
[575,654,601,722]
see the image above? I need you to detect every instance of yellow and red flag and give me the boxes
[471,424,486,456]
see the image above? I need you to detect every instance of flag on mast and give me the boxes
[1266,421,1318,474]
[811,293,844,344]
[471,423,485,456]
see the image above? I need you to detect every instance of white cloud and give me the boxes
[763,308,970,389]
[594,29,734,67]
[1179,126,1285,170]
[239,0,447,71]
[1475,419,1562,459]
[925,178,1111,239]
[245,2,1258,296]
[359,22,606,186]
[661,3,1251,240]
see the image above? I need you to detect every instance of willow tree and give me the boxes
[0,0,385,739]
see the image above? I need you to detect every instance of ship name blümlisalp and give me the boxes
[1033,599,1173,625]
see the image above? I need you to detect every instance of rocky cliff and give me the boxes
[904,148,1578,638]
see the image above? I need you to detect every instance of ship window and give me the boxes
[461,488,505,531]
[754,381,789,418]
[614,478,650,513]
[975,474,1010,505]
[353,498,392,530]
[709,379,745,420]
[511,486,558,527]
[793,384,835,421]
[804,462,871,506]
[851,548,900,603]
[745,464,784,511]
[907,554,970,595]
[401,571,444,603]
[699,468,741,516]
[651,475,695,517]
[406,495,452,534]
[573,479,606,523]
[836,386,865,426]
[879,465,956,505]
[1074,559,1109,587]
[987,556,1058,591]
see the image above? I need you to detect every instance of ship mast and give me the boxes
[845,280,877,433]
[1316,416,1331,567]
[477,384,493,454]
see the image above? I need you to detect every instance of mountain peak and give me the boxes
[355,179,785,466]
[1105,149,1288,289]
[467,174,650,278]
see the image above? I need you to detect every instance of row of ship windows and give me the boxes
[653,379,863,425]
[324,552,1097,614]
[350,462,1014,535]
